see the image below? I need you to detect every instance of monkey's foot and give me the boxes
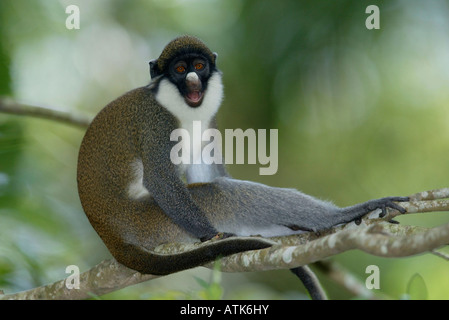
[343,196,409,226]
[367,196,409,218]
[354,197,410,225]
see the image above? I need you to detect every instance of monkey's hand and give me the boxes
[200,232,236,242]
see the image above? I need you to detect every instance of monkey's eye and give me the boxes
[175,65,186,73]
[194,63,204,70]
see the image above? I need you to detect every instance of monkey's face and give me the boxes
[152,36,223,120]
[167,54,213,108]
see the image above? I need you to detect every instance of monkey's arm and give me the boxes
[140,141,222,240]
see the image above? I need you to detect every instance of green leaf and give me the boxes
[406,273,428,300]
[194,276,209,289]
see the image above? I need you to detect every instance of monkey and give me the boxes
[77,35,408,299]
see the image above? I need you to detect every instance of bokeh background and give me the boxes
[1,0,449,299]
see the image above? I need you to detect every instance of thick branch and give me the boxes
[216,221,449,273]
[0,260,157,300]
[2,190,448,300]
[0,98,91,128]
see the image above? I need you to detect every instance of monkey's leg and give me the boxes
[189,178,407,298]
[290,266,327,300]
[192,177,408,235]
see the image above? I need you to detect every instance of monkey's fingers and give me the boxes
[200,232,235,242]
[379,197,409,218]
[216,232,236,240]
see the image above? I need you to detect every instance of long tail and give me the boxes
[290,266,328,300]
[115,237,275,275]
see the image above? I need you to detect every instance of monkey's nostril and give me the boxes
[187,81,201,90]
[186,74,202,92]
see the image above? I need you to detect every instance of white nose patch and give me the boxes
[186,72,199,82]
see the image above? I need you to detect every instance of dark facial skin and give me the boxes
[167,54,212,107]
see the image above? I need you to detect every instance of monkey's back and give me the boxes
[77,86,191,257]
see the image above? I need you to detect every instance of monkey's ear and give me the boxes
[149,59,159,79]
[212,52,218,64]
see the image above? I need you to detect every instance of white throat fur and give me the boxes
[155,72,223,130]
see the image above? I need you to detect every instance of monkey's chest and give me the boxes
[171,120,221,184]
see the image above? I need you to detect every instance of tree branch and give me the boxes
[0,260,157,300]
[213,221,449,273]
[0,97,91,128]
[1,191,448,300]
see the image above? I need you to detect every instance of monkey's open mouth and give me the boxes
[185,91,204,107]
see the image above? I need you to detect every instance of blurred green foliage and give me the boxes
[1,0,449,299]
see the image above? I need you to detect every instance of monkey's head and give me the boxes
[150,35,220,109]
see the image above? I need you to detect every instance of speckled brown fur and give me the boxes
[156,35,216,74]
[77,38,273,275]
